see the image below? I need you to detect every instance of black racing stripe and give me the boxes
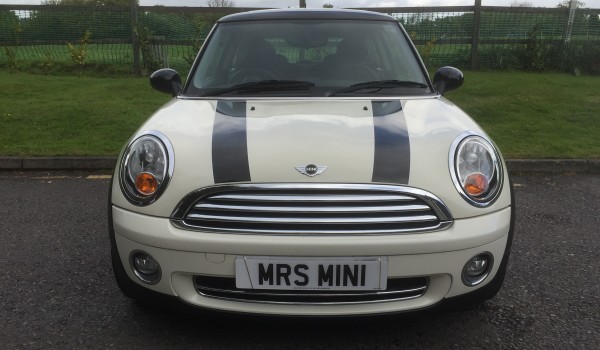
[372,100,410,184]
[212,100,251,183]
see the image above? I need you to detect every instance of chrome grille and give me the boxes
[171,184,453,234]
[193,275,429,304]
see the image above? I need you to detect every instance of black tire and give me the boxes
[111,246,144,300]
[108,176,178,307]
[444,251,510,312]
[111,243,183,310]
[442,174,516,312]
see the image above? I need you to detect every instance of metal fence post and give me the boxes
[130,0,141,76]
[563,0,578,45]
[470,0,482,69]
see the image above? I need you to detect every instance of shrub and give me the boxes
[518,24,549,71]
[3,47,18,72]
[67,30,92,67]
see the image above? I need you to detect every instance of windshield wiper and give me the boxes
[328,80,429,96]
[202,80,315,96]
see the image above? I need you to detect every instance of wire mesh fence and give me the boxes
[1,3,599,75]
[363,5,600,72]
[1,6,132,63]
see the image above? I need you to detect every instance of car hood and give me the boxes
[112,97,511,219]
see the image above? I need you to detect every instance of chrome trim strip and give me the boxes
[193,276,429,305]
[196,286,427,297]
[209,194,416,202]
[172,220,453,235]
[195,291,424,305]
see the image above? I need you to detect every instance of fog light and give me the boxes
[462,253,493,286]
[130,251,161,284]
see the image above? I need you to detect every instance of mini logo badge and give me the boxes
[295,164,327,177]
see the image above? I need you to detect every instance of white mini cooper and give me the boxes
[109,9,515,316]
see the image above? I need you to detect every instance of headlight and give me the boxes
[449,132,503,207]
[120,131,174,205]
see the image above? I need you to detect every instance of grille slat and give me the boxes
[195,203,431,213]
[209,194,416,202]
[172,184,453,234]
[187,213,439,224]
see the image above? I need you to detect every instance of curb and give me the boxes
[0,156,117,171]
[507,159,600,174]
[1,157,599,174]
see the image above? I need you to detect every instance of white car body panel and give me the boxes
[113,211,509,314]
[246,100,375,183]
[112,206,510,255]
[112,97,510,219]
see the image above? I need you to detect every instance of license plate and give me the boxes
[235,256,387,291]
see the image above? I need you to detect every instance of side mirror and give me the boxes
[150,69,182,97]
[433,66,464,96]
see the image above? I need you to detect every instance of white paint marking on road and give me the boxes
[34,176,80,180]
[86,175,112,180]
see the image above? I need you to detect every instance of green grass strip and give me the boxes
[0,71,170,156]
[0,70,599,158]
[448,71,600,159]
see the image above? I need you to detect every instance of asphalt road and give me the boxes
[0,172,598,349]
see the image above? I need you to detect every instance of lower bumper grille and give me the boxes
[193,275,429,305]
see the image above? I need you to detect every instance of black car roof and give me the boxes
[218,9,397,23]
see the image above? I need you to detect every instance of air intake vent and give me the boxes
[194,275,429,304]
[171,184,453,234]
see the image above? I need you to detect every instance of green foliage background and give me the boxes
[2,4,600,75]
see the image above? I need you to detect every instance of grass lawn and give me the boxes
[447,71,600,159]
[0,70,598,158]
[0,71,171,156]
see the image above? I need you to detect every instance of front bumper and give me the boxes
[111,205,511,316]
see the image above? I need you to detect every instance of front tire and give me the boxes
[443,175,515,311]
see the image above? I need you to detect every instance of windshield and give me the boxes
[185,19,431,97]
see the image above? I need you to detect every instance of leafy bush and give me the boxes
[3,47,18,72]
[480,45,520,70]
[518,24,550,71]
[574,46,600,75]
[38,51,55,74]
[67,30,92,67]
[136,26,165,73]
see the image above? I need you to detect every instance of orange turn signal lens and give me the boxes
[464,173,489,197]
[135,172,159,196]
